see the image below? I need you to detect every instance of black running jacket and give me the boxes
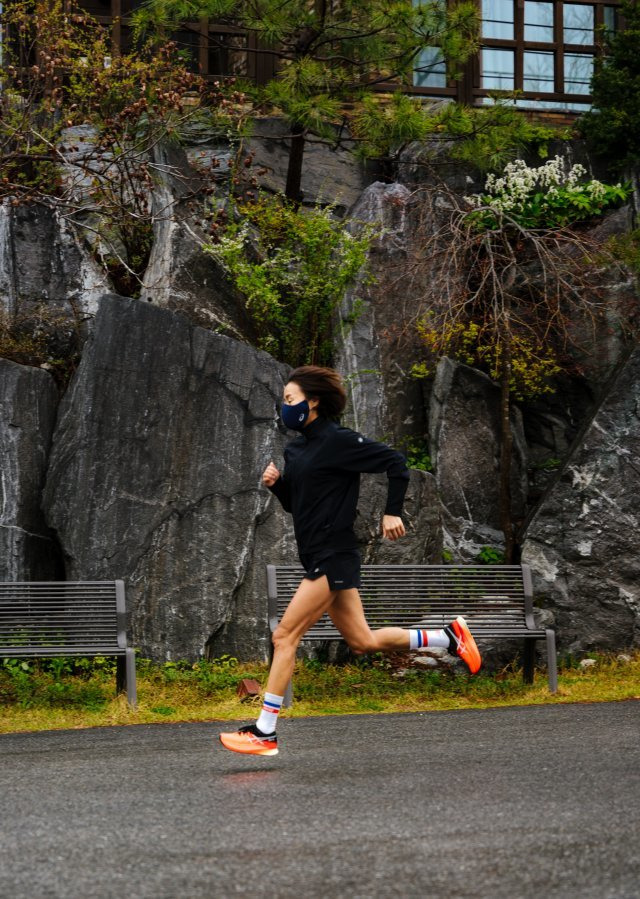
[268,417,410,558]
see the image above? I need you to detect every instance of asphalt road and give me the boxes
[1,702,638,899]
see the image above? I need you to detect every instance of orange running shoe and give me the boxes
[219,724,279,756]
[448,616,482,674]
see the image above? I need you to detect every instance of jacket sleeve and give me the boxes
[333,430,410,516]
[267,475,292,513]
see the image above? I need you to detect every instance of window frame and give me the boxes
[404,0,622,113]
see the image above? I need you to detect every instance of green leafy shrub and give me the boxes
[205,195,372,365]
[0,658,107,709]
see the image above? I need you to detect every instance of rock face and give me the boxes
[0,201,109,328]
[140,143,257,342]
[522,348,640,652]
[43,294,296,661]
[0,359,62,580]
[38,293,444,661]
[355,470,442,565]
[249,117,369,215]
[335,181,428,445]
[429,358,529,558]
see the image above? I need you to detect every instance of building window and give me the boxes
[564,52,594,92]
[563,3,595,44]
[411,0,621,113]
[482,0,515,39]
[523,50,555,92]
[414,46,448,88]
[524,2,554,42]
[481,48,515,89]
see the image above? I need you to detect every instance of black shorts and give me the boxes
[300,550,361,591]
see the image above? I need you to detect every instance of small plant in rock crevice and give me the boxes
[402,439,433,472]
[475,546,506,565]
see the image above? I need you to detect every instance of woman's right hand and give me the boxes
[262,461,281,487]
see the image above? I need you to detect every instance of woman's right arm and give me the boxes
[263,460,292,512]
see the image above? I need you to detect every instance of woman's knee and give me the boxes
[272,624,300,653]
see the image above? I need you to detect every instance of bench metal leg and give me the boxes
[546,629,558,694]
[523,638,536,684]
[116,650,137,708]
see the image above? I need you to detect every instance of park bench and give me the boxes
[0,580,137,707]
[267,563,558,704]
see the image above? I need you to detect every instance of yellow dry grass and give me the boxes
[1,651,638,735]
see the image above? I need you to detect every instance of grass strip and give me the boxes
[0,650,638,735]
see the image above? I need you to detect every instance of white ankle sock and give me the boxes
[256,692,284,734]
[409,629,451,650]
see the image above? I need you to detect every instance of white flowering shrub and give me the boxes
[464,156,628,229]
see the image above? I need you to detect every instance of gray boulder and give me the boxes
[336,181,428,446]
[522,347,640,652]
[40,293,443,661]
[43,293,295,661]
[0,200,109,329]
[140,143,257,342]
[249,117,369,215]
[0,359,61,579]
[354,470,442,566]
[429,358,529,558]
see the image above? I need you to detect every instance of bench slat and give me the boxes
[266,563,558,694]
[269,564,538,638]
[0,646,125,656]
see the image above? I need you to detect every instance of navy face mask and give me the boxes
[281,399,310,431]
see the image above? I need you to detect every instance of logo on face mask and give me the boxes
[281,399,310,431]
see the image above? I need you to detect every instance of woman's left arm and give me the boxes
[334,430,410,530]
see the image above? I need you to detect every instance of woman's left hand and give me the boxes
[381,515,406,541]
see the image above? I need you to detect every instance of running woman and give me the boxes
[219,366,481,756]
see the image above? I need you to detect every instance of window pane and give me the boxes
[482,0,514,40]
[481,48,515,89]
[564,4,594,45]
[414,46,447,88]
[564,53,593,93]
[209,33,249,78]
[524,2,554,42]
[515,98,592,111]
[524,51,555,92]
[604,6,617,34]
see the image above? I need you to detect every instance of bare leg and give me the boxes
[266,575,338,696]
[327,587,410,653]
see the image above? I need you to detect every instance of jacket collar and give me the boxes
[301,416,333,441]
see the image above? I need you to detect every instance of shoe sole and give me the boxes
[218,734,279,756]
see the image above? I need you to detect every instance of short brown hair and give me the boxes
[288,365,347,419]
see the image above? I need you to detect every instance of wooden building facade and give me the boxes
[76,1,623,116]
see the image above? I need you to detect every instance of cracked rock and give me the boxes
[42,294,295,661]
[0,358,62,579]
[522,348,640,653]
